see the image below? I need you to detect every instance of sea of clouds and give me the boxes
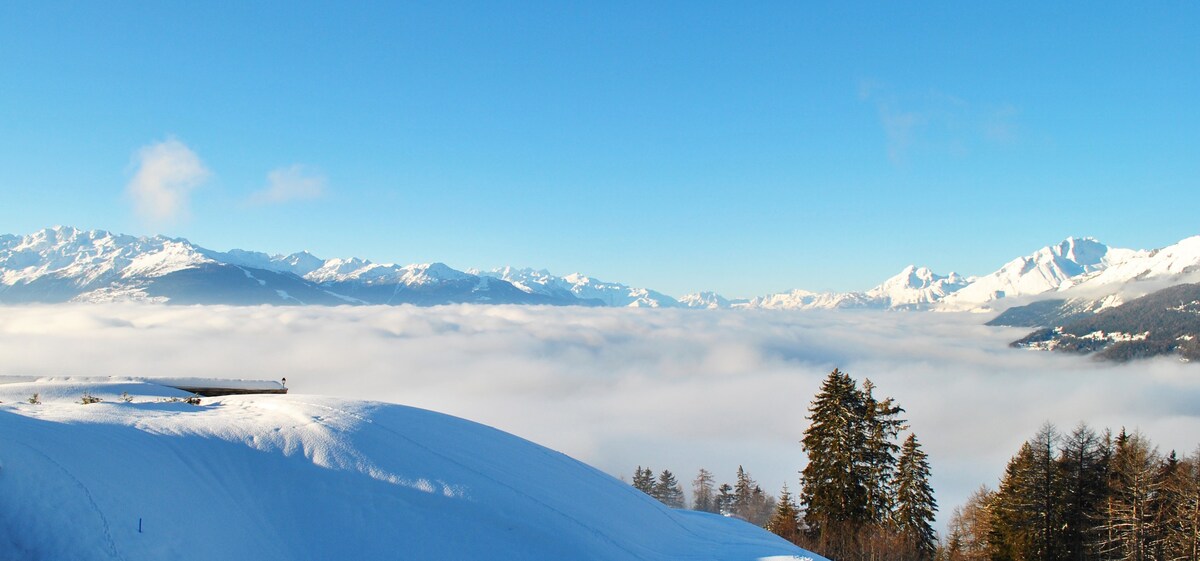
[2,303,1198,527]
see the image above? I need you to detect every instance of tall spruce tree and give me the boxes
[800,368,908,561]
[894,433,937,560]
[800,368,870,533]
[692,468,718,513]
[862,379,906,524]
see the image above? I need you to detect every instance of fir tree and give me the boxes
[692,468,718,513]
[730,466,774,525]
[767,483,803,545]
[800,368,870,533]
[862,378,906,524]
[733,465,756,521]
[894,433,937,560]
[632,466,656,496]
[656,469,685,508]
[800,368,908,561]
[716,483,735,516]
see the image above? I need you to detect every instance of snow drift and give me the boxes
[0,379,818,561]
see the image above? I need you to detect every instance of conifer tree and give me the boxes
[692,468,718,513]
[989,424,1066,561]
[1057,424,1111,561]
[894,433,937,560]
[1029,423,1065,561]
[632,466,656,496]
[1159,447,1200,561]
[800,368,870,534]
[656,469,685,508]
[862,379,906,524]
[990,442,1039,561]
[716,483,735,516]
[730,466,775,525]
[944,485,994,561]
[767,483,803,545]
[1096,429,1159,561]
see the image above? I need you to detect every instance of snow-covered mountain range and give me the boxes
[3,226,1199,313]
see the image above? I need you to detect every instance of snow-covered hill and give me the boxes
[0,378,818,561]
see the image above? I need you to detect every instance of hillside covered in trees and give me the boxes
[944,424,1200,561]
[1010,283,1200,361]
[630,369,939,561]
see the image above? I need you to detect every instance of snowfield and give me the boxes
[0,378,819,561]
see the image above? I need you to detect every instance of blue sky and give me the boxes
[1,2,1197,297]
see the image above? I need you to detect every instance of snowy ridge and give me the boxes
[1061,235,1200,294]
[678,291,732,309]
[936,237,1140,312]
[0,228,580,306]
[747,288,871,310]
[0,379,817,560]
[743,265,969,311]
[4,227,1200,314]
[865,266,971,310]
[987,237,1200,326]
[0,226,211,289]
[475,267,682,308]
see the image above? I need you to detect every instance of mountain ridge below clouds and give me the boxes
[3,226,1200,313]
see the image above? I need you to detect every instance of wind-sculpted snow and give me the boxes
[0,379,815,560]
[1,304,1199,531]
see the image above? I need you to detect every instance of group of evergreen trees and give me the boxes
[944,423,1200,561]
[633,464,777,526]
[631,466,686,509]
[797,369,937,561]
[629,368,938,561]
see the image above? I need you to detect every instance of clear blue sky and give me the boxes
[1,2,1197,297]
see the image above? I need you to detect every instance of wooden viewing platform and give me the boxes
[151,377,289,397]
[163,385,289,397]
[0,376,289,397]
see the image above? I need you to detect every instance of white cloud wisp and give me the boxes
[126,138,210,222]
[249,165,326,205]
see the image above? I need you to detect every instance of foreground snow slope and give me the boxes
[0,379,818,561]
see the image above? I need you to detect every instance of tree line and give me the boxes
[629,368,938,561]
[945,423,1200,561]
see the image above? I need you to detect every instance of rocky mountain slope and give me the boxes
[1010,283,1200,361]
